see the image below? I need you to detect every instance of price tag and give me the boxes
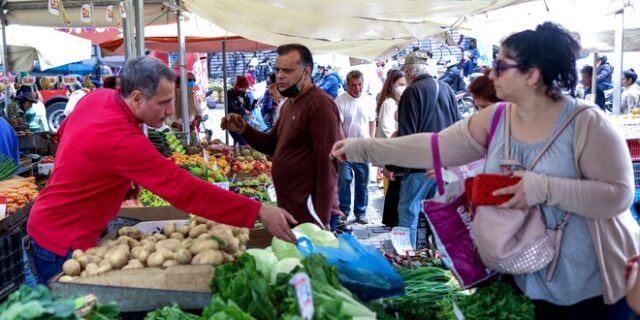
[266,184,277,202]
[214,181,230,190]
[390,227,415,256]
[0,196,6,221]
[38,163,54,176]
[289,272,314,320]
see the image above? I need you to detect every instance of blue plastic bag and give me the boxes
[297,234,404,301]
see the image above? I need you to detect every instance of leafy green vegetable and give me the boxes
[245,249,278,279]
[139,189,170,207]
[444,282,534,320]
[0,154,18,181]
[144,304,198,320]
[201,297,255,320]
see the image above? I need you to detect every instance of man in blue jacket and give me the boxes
[0,116,19,165]
[317,66,341,99]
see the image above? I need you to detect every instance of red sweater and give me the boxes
[28,89,261,256]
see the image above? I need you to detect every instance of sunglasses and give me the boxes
[492,60,526,77]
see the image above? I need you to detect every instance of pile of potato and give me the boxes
[59,217,250,282]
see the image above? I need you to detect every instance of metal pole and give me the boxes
[591,52,598,104]
[612,9,624,114]
[177,10,190,145]
[0,12,8,116]
[122,0,135,61]
[222,41,229,145]
[134,0,144,57]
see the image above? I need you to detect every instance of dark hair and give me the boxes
[624,68,638,83]
[276,44,313,69]
[376,69,404,116]
[234,76,249,89]
[598,56,608,64]
[346,70,363,84]
[580,65,593,76]
[501,22,580,100]
[468,71,499,104]
[102,76,117,89]
[268,73,276,84]
[119,56,176,99]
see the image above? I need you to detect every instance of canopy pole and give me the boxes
[134,0,144,56]
[222,40,229,145]
[612,9,624,114]
[177,10,190,145]
[0,12,8,116]
[123,0,135,61]
[591,52,598,104]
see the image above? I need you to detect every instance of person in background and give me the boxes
[226,76,251,145]
[332,22,639,319]
[374,69,406,227]
[256,56,273,83]
[581,65,606,111]
[268,77,285,125]
[167,74,203,133]
[245,60,257,105]
[27,56,297,284]
[0,116,19,165]
[261,73,276,128]
[468,39,480,70]
[597,55,614,91]
[335,70,376,225]
[221,44,342,228]
[462,51,475,78]
[30,91,48,132]
[622,69,640,114]
[439,56,466,93]
[103,76,117,89]
[317,65,341,99]
[63,82,87,116]
[468,70,500,111]
[14,88,39,131]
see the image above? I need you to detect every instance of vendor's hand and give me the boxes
[221,114,247,134]
[627,258,640,315]
[330,140,348,162]
[494,171,528,210]
[124,183,140,201]
[382,168,395,181]
[259,204,298,243]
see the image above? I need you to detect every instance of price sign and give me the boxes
[21,76,36,86]
[38,163,54,176]
[390,227,415,256]
[289,272,314,320]
[0,196,6,221]
[214,181,230,190]
[266,184,277,202]
[62,76,77,86]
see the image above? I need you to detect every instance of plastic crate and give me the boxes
[0,226,25,301]
[634,162,640,189]
[628,139,640,162]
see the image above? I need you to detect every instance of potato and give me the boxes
[162,259,179,268]
[95,246,108,258]
[191,250,224,266]
[179,238,194,249]
[122,259,144,270]
[147,252,165,267]
[155,248,175,260]
[206,221,216,229]
[86,247,98,256]
[156,239,181,251]
[175,248,192,264]
[118,227,143,240]
[59,275,75,282]
[142,235,157,243]
[222,252,234,262]
[195,216,209,225]
[189,224,208,238]
[188,219,199,231]
[190,239,219,255]
[222,237,240,254]
[230,226,242,236]
[76,255,102,268]
[137,249,151,264]
[198,233,213,240]
[142,243,156,253]
[210,227,234,240]
[237,233,250,244]
[104,247,130,269]
[170,233,185,241]
[85,263,99,275]
[176,225,189,236]
[131,246,143,258]
[80,271,87,277]
[99,260,112,268]
[117,236,140,248]
[153,233,168,240]
[163,222,176,236]
[72,249,84,259]
[62,259,81,276]
[93,264,112,275]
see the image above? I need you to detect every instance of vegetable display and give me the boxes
[0,176,38,213]
[0,155,18,181]
[139,189,170,207]
[59,217,250,281]
[441,282,535,320]
[144,304,199,320]
[148,131,173,157]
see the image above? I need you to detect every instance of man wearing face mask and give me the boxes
[221,44,342,228]
[396,51,461,248]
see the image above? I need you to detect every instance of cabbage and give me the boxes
[310,230,339,248]
[293,223,322,238]
[271,231,303,260]
[270,257,302,284]
[245,248,278,279]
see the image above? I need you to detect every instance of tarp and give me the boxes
[181,0,530,60]
[3,25,92,71]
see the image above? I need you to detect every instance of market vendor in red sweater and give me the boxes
[222,44,341,228]
[27,56,297,284]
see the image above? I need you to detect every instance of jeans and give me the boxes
[397,172,437,248]
[21,240,37,288]
[29,240,71,284]
[338,161,369,218]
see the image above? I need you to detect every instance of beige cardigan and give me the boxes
[342,101,640,304]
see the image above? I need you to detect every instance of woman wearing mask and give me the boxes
[227,76,251,145]
[332,22,639,319]
[622,69,640,114]
[375,69,406,227]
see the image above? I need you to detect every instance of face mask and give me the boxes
[187,80,196,87]
[395,85,407,96]
[279,71,306,98]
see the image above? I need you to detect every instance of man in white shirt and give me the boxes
[334,70,376,224]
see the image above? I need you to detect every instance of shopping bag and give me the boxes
[244,108,268,131]
[297,234,404,301]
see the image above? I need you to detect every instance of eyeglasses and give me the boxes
[492,61,525,77]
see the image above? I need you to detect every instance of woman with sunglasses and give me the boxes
[331,22,638,319]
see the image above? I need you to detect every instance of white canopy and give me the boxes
[3,25,92,71]
[181,0,530,60]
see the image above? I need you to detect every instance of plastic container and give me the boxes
[0,225,25,301]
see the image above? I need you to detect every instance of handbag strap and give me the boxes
[432,102,508,195]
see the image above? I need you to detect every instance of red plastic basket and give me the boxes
[627,139,640,161]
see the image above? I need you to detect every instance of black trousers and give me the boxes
[534,295,633,320]
[382,175,403,227]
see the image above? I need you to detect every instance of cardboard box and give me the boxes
[248,227,271,248]
[116,206,189,221]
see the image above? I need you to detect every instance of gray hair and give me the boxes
[119,56,176,99]
[346,70,363,84]
[405,63,430,78]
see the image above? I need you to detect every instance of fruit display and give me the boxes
[0,176,38,213]
[187,165,228,183]
[39,156,55,164]
[139,189,170,207]
[58,217,250,282]
[165,132,186,154]
[170,153,231,176]
[148,131,172,157]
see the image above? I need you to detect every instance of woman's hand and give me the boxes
[330,140,348,162]
[494,171,528,209]
[382,168,395,181]
[626,256,640,315]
